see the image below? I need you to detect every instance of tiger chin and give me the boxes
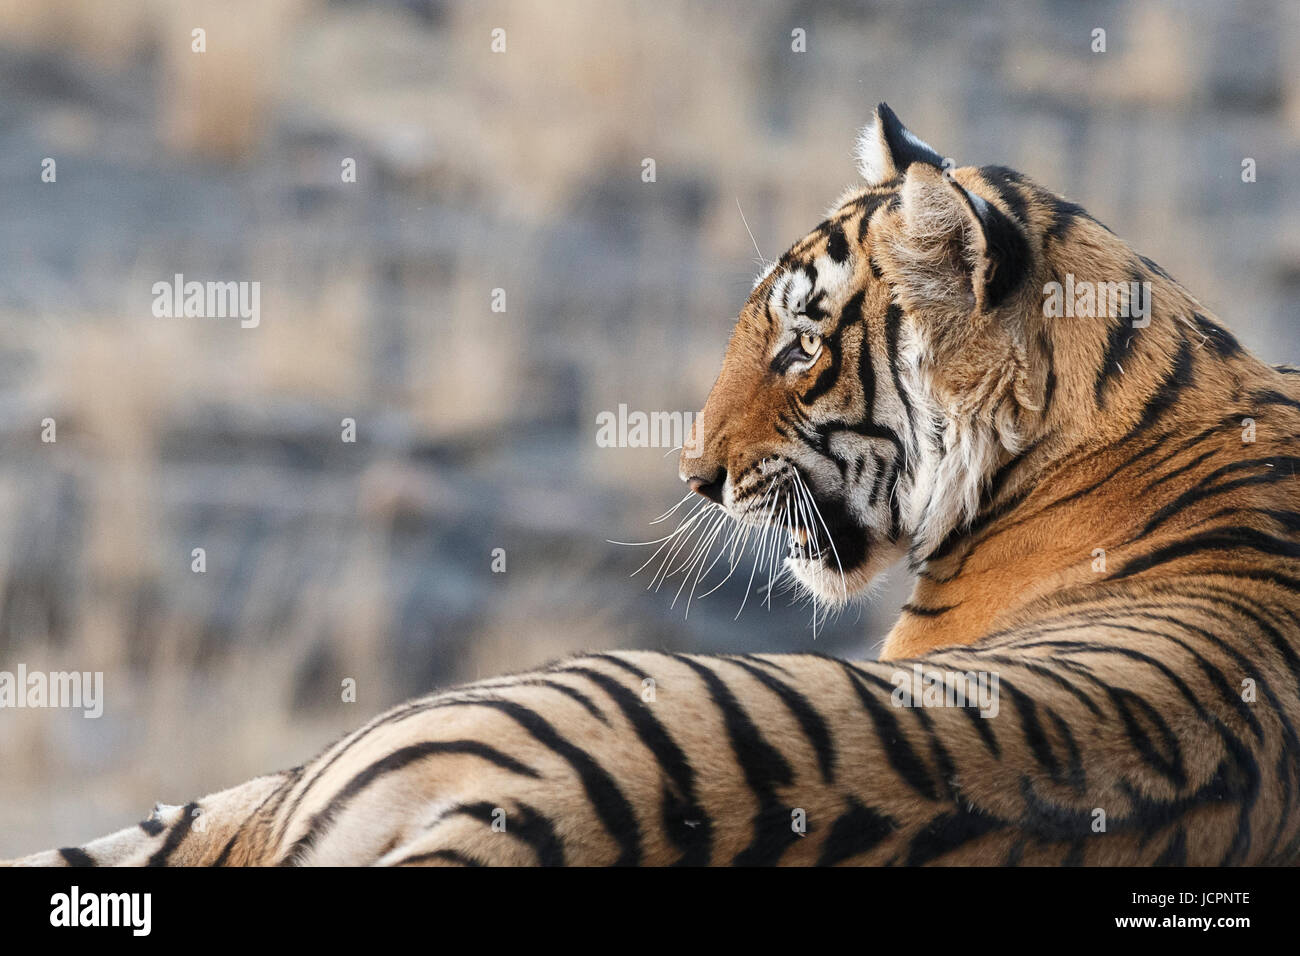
[8,104,1300,867]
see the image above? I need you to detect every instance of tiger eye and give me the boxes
[801,332,821,355]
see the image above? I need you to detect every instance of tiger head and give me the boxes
[680,103,1178,606]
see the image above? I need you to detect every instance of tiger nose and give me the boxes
[685,468,727,504]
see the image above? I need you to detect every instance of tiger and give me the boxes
[7,103,1300,867]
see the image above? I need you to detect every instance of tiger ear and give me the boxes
[854,103,944,185]
[883,163,1031,318]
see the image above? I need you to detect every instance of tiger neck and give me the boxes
[880,298,1296,660]
[882,446,1113,658]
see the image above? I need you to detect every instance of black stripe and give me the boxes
[273,695,448,845]
[1027,604,1271,744]
[1017,637,1210,725]
[146,801,200,867]
[273,656,641,850]
[1154,828,1187,866]
[394,849,485,867]
[1094,311,1135,409]
[1142,448,1220,492]
[1130,337,1194,434]
[838,662,939,801]
[978,166,1031,226]
[1138,456,1300,537]
[1250,388,1300,413]
[899,602,957,617]
[1128,617,1266,742]
[854,193,888,246]
[976,654,1105,720]
[279,740,540,866]
[956,695,1003,758]
[1062,839,1086,867]
[1114,525,1300,580]
[987,439,1045,508]
[439,801,565,866]
[883,303,914,437]
[958,180,1030,309]
[853,449,870,484]
[216,770,299,867]
[905,808,1002,866]
[999,678,1065,785]
[816,799,897,866]
[1041,347,1056,419]
[674,655,800,866]
[726,657,838,783]
[826,224,849,263]
[855,303,877,427]
[440,698,643,866]
[1053,664,1189,789]
[738,654,795,676]
[564,665,713,865]
[587,654,657,683]
[58,847,96,867]
[1133,421,1226,478]
[867,452,888,504]
[1140,254,1175,282]
[1192,312,1242,358]
[1044,194,1108,241]
[849,666,962,803]
[474,677,609,724]
[1047,709,1087,794]
[212,831,241,867]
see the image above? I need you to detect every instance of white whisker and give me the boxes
[650,490,697,524]
[678,509,730,617]
[670,509,727,607]
[629,455,851,629]
[795,470,848,602]
[735,196,765,266]
[621,499,712,578]
[646,501,715,587]
[735,475,778,619]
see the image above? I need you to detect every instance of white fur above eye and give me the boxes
[785,270,813,314]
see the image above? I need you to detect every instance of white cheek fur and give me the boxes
[893,324,1012,559]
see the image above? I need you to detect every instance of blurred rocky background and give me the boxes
[1,0,1297,852]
